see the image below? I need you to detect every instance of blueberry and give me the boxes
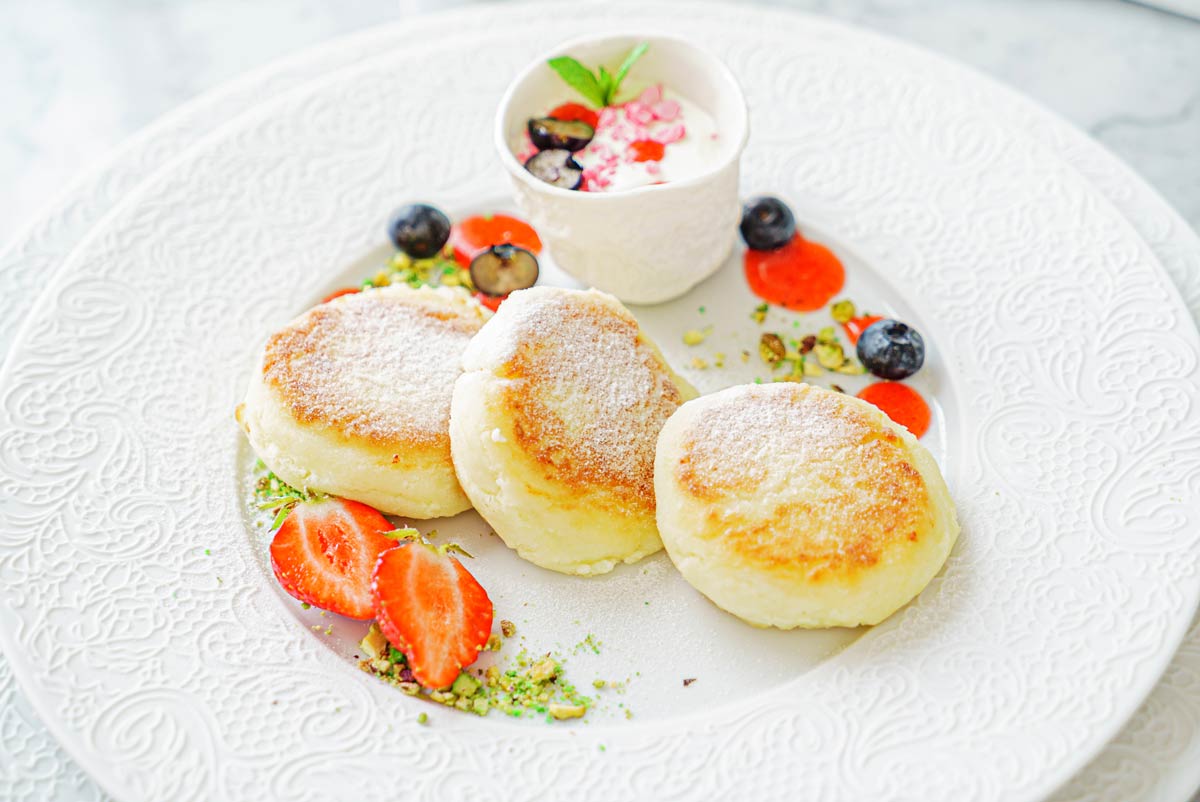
[739,196,796,251]
[524,149,584,190]
[469,244,539,297]
[387,204,451,259]
[856,319,925,380]
[528,117,594,152]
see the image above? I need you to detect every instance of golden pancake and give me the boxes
[654,381,958,628]
[237,285,488,518]
[450,286,696,575]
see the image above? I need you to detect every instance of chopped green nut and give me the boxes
[831,299,856,323]
[814,342,846,370]
[300,602,311,610]
[451,673,481,697]
[357,624,386,662]
[500,620,516,638]
[485,633,503,651]
[751,303,769,324]
[417,712,428,725]
[382,526,420,541]
[548,703,587,720]
[759,333,786,365]
[592,679,606,689]
[682,328,709,346]
[530,658,558,683]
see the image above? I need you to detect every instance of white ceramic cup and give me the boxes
[494,33,749,305]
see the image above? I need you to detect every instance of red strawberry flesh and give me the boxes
[371,543,494,689]
[269,498,396,619]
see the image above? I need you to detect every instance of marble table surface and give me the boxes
[1,1,1198,801]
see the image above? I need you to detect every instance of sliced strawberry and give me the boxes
[449,214,542,266]
[628,139,665,162]
[548,102,599,129]
[270,498,396,619]
[472,291,504,312]
[371,542,494,689]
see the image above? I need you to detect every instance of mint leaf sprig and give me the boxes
[547,42,648,108]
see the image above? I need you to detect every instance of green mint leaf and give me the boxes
[612,42,649,100]
[597,66,615,105]
[547,56,605,107]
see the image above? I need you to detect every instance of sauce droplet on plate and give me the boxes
[743,234,845,312]
[842,314,883,346]
[857,381,931,439]
[451,214,542,266]
[472,292,504,312]
[321,287,360,304]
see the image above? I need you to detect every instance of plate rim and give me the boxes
[1,4,1199,801]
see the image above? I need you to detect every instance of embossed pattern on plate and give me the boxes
[2,6,1200,802]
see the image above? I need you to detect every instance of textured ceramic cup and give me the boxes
[495,33,749,305]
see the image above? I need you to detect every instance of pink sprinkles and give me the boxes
[519,84,690,192]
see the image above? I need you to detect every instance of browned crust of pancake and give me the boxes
[673,383,933,580]
[496,295,684,511]
[261,289,482,450]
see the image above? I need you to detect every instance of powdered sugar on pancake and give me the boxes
[261,286,486,449]
[464,287,685,507]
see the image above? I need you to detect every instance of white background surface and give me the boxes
[1,1,1198,801]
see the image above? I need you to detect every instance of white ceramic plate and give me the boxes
[2,5,1199,802]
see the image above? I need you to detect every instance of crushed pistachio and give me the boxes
[549,703,587,720]
[799,335,817,354]
[253,470,322,530]
[592,679,606,689]
[759,333,786,365]
[689,357,709,370]
[382,526,420,541]
[751,303,769,324]
[500,620,516,638]
[530,658,559,683]
[485,634,503,651]
[814,342,846,370]
[385,247,473,292]
[417,712,428,725]
[805,327,867,375]
[574,633,602,655]
[714,352,726,368]
[451,673,480,697]
[682,326,712,346]
[831,299,856,323]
